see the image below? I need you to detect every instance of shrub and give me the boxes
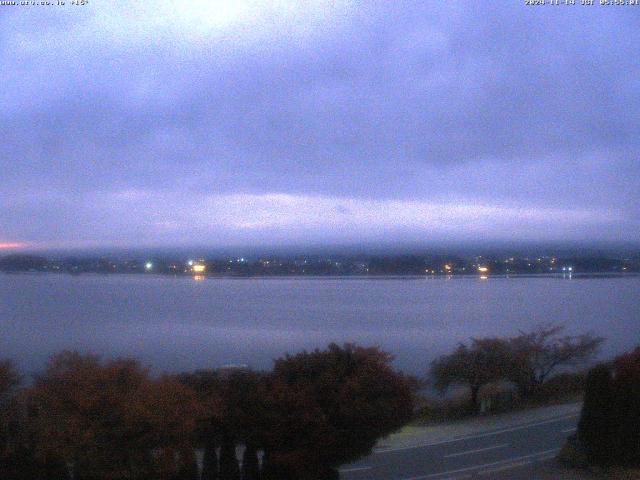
[534,372,585,402]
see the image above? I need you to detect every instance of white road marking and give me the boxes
[478,460,531,475]
[338,466,372,473]
[562,427,577,433]
[401,448,561,480]
[444,443,508,458]
[375,413,578,454]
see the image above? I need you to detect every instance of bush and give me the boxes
[557,433,589,468]
[416,396,476,424]
[533,372,585,402]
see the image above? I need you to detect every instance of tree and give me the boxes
[262,343,415,479]
[578,346,640,466]
[241,444,260,480]
[27,351,203,480]
[0,360,21,403]
[610,346,640,465]
[431,338,511,411]
[214,371,268,480]
[201,443,218,480]
[506,325,604,398]
[0,360,23,478]
[176,370,222,480]
[577,363,614,464]
[177,368,268,480]
[218,437,240,480]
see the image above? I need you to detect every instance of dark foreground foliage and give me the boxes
[577,346,640,467]
[262,344,415,479]
[0,344,416,480]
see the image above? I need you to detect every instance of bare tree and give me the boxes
[507,324,604,398]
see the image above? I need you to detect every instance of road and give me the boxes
[339,411,579,480]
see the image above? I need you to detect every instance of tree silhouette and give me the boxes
[176,370,222,480]
[507,324,604,398]
[577,346,640,466]
[578,363,614,464]
[262,343,415,479]
[177,369,268,480]
[610,346,640,465]
[0,360,23,479]
[241,443,260,480]
[431,338,511,411]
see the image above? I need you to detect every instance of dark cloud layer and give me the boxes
[1,2,639,248]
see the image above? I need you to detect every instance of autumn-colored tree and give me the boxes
[137,376,204,480]
[506,324,604,398]
[27,351,203,480]
[262,343,416,480]
[431,338,511,411]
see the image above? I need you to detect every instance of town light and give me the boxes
[478,266,489,273]
[192,263,206,273]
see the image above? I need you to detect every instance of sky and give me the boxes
[1,1,639,251]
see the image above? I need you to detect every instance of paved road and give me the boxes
[339,411,579,480]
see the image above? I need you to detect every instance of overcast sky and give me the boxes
[1,1,639,251]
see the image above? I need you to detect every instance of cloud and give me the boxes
[1,189,629,249]
[1,2,639,248]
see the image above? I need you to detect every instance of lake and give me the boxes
[1,273,638,376]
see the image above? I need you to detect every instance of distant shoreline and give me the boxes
[2,271,638,280]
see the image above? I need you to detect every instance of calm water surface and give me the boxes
[1,274,638,375]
